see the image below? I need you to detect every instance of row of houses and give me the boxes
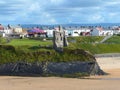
[0,24,120,38]
[0,24,24,37]
[46,26,120,37]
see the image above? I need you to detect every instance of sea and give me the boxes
[21,23,120,29]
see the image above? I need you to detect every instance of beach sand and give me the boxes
[0,57,120,90]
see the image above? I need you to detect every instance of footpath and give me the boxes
[94,53,120,58]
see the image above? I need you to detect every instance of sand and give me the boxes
[96,57,120,70]
[0,57,120,90]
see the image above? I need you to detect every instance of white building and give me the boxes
[0,24,13,37]
[0,24,24,37]
[12,26,23,34]
[44,29,54,37]
[65,28,91,37]
[0,32,5,37]
[2,28,13,34]
[113,29,120,35]
[91,27,113,36]
[113,27,120,35]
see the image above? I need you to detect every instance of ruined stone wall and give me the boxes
[53,30,64,52]
[53,26,68,52]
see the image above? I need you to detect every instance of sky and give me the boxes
[0,0,120,24]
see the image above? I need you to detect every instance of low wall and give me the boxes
[94,53,120,58]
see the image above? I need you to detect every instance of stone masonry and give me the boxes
[53,25,68,52]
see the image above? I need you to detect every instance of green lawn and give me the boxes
[68,36,104,43]
[67,36,120,54]
[7,38,53,46]
[4,36,120,54]
[0,36,120,64]
[104,36,120,43]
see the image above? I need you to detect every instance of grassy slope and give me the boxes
[67,36,120,54]
[104,36,120,43]
[77,44,120,54]
[0,38,95,64]
[68,36,104,43]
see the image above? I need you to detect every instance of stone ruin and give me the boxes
[53,25,68,52]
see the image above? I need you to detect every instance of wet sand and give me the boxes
[0,57,120,90]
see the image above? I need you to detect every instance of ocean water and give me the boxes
[21,23,120,29]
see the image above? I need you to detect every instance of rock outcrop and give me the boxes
[0,61,104,76]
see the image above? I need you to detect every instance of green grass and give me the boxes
[68,36,104,43]
[67,36,120,54]
[0,36,120,64]
[0,45,95,64]
[78,44,120,54]
[0,36,7,44]
[104,36,120,44]
[7,38,52,46]
[2,36,120,54]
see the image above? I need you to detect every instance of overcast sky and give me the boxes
[0,0,120,24]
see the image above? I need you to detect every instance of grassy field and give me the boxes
[5,36,120,54]
[7,38,53,46]
[0,36,120,64]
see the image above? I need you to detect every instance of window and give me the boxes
[60,33,61,36]
[74,32,78,33]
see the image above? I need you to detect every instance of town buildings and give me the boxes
[91,27,113,36]
[0,24,24,38]
[0,24,120,38]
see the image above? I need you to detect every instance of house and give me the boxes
[0,24,4,37]
[65,28,91,37]
[113,29,120,35]
[27,27,47,37]
[0,32,5,37]
[44,29,54,37]
[0,24,4,30]
[13,26,23,34]
[3,27,13,35]
[7,24,25,38]
[91,27,113,36]
[112,26,120,35]
[0,24,13,37]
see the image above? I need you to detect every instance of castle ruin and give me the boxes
[53,25,68,52]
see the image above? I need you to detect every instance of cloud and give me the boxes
[62,0,104,8]
[0,0,120,24]
[88,14,105,23]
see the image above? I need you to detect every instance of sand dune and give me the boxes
[0,57,120,90]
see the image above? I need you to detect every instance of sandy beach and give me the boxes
[0,57,120,90]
